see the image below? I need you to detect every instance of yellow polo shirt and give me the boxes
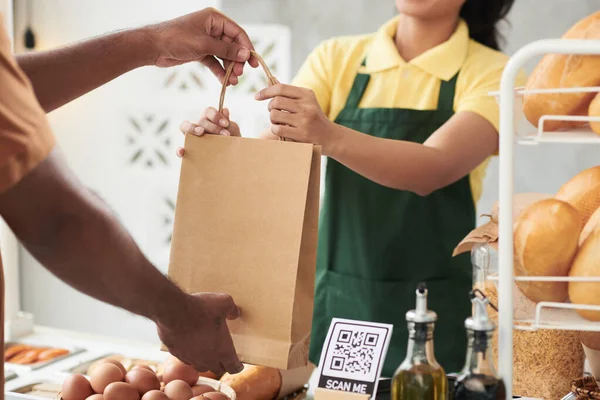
[292,16,527,204]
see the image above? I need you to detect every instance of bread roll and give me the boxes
[220,365,281,400]
[489,193,553,223]
[580,206,600,246]
[569,229,600,321]
[523,11,600,131]
[556,166,600,227]
[514,199,581,302]
[590,92,600,135]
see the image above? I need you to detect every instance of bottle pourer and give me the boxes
[466,294,496,332]
[406,282,437,323]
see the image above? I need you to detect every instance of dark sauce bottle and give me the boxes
[454,294,505,400]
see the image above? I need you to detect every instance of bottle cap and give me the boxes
[465,294,496,332]
[406,282,437,323]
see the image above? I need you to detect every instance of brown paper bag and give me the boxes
[167,52,321,371]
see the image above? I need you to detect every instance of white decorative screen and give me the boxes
[15,0,292,343]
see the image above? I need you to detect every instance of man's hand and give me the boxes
[156,292,243,376]
[148,8,259,85]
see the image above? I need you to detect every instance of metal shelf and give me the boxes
[496,38,600,399]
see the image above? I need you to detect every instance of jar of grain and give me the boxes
[471,243,585,399]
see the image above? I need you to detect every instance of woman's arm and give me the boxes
[17,8,256,113]
[256,84,498,196]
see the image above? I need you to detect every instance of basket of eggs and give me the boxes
[58,355,235,400]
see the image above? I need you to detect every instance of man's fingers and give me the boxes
[201,56,226,82]
[176,147,185,158]
[199,36,250,63]
[226,304,241,320]
[215,12,257,68]
[210,363,226,377]
[221,359,243,375]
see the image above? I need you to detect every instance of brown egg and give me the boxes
[89,359,127,376]
[191,384,215,396]
[62,374,94,400]
[132,365,155,373]
[86,395,104,400]
[125,368,160,395]
[202,392,230,400]
[141,390,169,400]
[163,380,193,400]
[164,355,183,366]
[103,382,140,400]
[90,363,124,393]
[162,362,198,386]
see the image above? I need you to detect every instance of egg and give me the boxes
[86,395,104,400]
[103,382,140,400]
[89,359,127,376]
[132,365,155,373]
[62,374,94,400]
[202,392,230,400]
[162,362,198,386]
[125,368,160,395]
[141,390,169,400]
[90,363,124,393]
[191,384,214,396]
[163,380,193,400]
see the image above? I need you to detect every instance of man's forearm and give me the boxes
[0,149,188,327]
[17,28,156,113]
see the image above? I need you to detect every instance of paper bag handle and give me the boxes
[218,51,286,141]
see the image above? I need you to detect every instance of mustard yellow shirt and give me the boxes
[292,16,527,204]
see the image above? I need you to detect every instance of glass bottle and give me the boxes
[454,294,505,400]
[392,283,448,400]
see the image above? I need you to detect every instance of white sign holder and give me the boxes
[314,318,393,400]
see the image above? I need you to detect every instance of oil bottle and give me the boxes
[391,283,447,400]
[454,292,505,400]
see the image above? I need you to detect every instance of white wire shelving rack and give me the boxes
[496,39,600,399]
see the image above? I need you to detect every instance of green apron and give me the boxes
[309,59,474,377]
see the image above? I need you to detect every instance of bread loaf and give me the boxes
[590,92,600,135]
[569,229,600,321]
[513,199,581,302]
[220,365,281,400]
[523,11,600,131]
[556,166,600,227]
[489,193,553,223]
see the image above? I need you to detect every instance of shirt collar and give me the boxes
[364,16,470,81]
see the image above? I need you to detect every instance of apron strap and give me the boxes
[437,73,459,111]
[343,58,371,109]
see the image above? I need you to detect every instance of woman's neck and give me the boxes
[394,14,459,62]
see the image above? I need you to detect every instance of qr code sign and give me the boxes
[321,322,391,382]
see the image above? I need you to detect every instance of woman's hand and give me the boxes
[255,84,339,154]
[177,107,241,157]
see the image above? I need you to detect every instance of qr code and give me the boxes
[330,330,377,374]
[321,322,390,382]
